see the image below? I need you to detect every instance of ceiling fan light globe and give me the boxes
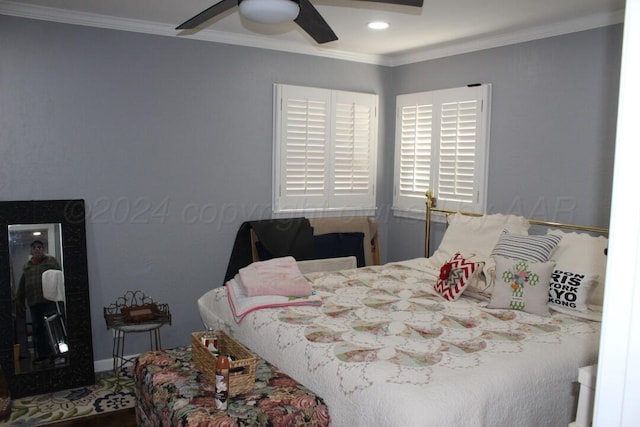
[239,0,300,24]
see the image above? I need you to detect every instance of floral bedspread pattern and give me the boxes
[203,260,601,426]
[271,263,599,392]
[134,347,330,427]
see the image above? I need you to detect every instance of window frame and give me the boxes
[392,84,492,220]
[273,84,379,217]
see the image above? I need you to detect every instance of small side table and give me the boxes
[104,290,171,384]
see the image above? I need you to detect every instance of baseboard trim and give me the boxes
[93,353,141,373]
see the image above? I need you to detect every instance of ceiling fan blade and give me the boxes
[353,0,423,6]
[176,0,238,30]
[294,0,338,44]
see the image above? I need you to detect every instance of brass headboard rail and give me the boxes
[424,191,608,257]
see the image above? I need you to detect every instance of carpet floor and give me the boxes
[0,369,135,426]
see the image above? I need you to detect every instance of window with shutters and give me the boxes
[273,84,378,216]
[392,84,491,219]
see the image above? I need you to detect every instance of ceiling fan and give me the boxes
[176,0,424,44]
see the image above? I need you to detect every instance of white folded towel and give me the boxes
[42,269,65,302]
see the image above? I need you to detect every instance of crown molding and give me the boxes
[0,0,625,67]
[388,10,625,66]
[0,0,388,65]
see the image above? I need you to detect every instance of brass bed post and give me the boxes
[424,190,435,257]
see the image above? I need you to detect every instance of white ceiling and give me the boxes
[0,0,625,66]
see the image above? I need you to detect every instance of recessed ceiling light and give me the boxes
[368,21,389,30]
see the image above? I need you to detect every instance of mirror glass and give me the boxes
[0,199,95,398]
[8,223,69,374]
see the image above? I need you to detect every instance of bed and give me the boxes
[198,201,607,426]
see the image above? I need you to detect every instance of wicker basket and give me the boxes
[191,331,257,397]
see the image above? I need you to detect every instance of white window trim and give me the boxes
[273,84,378,217]
[392,84,492,221]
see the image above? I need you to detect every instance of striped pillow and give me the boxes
[491,230,561,262]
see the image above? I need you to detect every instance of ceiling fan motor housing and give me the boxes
[239,0,300,24]
[177,0,422,44]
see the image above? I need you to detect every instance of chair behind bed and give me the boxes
[250,216,380,267]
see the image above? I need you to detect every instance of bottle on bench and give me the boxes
[215,355,230,410]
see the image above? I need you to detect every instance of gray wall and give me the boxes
[0,16,391,360]
[386,26,622,262]
[0,15,621,363]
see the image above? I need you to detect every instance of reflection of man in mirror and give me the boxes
[15,240,62,364]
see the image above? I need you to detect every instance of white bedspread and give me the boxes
[198,258,600,427]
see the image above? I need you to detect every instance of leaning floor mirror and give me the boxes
[0,199,95,397]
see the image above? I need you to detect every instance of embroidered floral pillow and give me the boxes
[435,253,484,301]
[488,256,555,316]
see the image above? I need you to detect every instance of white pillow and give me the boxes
[463,271,493,301]
[547,229,608,306]
[432,213,530,267]
[488,256,555,316]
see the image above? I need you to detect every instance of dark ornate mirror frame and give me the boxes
[0,199,95,398]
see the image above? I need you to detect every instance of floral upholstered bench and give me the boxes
[134,346,330,426]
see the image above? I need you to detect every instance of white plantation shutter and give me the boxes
[395,95,434,212]
[332,91,377,208]
[274,84,378,214]
[285,98,326,197]
[393,85,491,217]
[438,94,481,205]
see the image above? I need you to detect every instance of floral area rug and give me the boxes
[0,368,135,426]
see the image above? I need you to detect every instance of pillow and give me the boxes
[491,230,561,262]
[488,256,555,316]
[464,263,495,301]
[546,229,608,306]
[431,213,530,267]
[548,269,597,313]
[434,253,484,301]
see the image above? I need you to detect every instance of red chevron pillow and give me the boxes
[435,253,484,301]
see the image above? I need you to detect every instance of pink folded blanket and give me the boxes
[226,278,322,323]
[238,256,311,297]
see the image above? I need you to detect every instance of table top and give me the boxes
[104,312,171,331]
[103,291,171,330]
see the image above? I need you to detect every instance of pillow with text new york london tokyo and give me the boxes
[548,269,596,313]
[546,229,607,314]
